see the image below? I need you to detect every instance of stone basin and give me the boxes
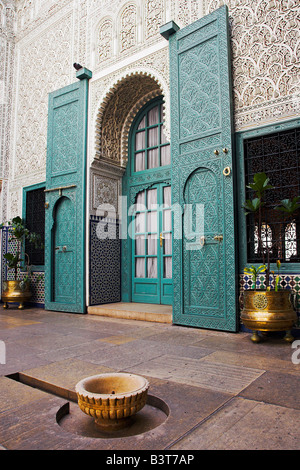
[75,373,149,430]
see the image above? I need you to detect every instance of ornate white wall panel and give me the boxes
[90,160,124,217]
[8,1,79,217]
[96,17,113,64]
[205,0,300,130]
[0,1,15,220]
[119,3,137,52]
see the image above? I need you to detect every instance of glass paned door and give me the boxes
[132,183,172,304]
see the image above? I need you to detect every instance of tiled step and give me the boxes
[87,302,172,323]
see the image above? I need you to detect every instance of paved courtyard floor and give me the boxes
[0,307,299,451]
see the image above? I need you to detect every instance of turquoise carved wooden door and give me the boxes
[45,68,92,313]
[163,5,237,331]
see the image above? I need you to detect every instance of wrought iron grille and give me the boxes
[244,128,300,263]
[25,187,45,266]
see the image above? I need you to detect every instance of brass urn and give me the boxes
[2,280,31,309]
[76,373,149,431]
[241,290,298,343]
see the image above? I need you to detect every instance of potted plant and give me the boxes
[241,172,298,343]
[0,216,43,309]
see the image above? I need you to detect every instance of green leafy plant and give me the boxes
[275,197,300,215]
[243,172,300,289]
[245,171,273,197]
[243,198,263,215]
[244,264,266,290]
[0,216,43,282]
[274,259,281,292]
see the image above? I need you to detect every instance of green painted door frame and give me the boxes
[44,68,92,313]
[236,117,300,275]
[162,5,238,331]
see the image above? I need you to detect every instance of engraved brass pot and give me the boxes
[2,280,31,310]
[241,290,297,343]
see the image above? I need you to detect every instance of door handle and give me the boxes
[160,233,165,247]
[55,246,67,252]
[214,235,223,242]
[200,236,206,247]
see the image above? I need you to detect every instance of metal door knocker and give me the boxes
[223,166,231,176]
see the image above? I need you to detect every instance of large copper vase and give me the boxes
[241,290,298,343]
[2,280,31,309]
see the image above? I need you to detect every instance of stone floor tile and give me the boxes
[193,334,298,361]
[200,350,299,375]
[0,377,49,413]
[125,354,264,394]
[170,397,300,450]
[22,358,115,392]
[239,371,300,409]
[0,314,40,329]
[98,335,137,345]
[12,332,96,353]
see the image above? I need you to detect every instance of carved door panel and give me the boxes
[53,197,76,303]
[167,6,237,331]
[45,70,91,313]
[183,166,224,317]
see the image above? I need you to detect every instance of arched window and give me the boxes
[285,222,297,260]
[132,99,170,174]
[254,224,272,255]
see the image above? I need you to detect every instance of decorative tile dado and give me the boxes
[240,273,300,325]
[1,227,45,306]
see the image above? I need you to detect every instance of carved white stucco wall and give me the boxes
[205,0,300,129]
[1,0,299,218]
[0,0,15,220]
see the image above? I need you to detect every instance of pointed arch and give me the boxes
[92,69,170,169]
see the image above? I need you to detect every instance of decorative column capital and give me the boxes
[159,21,180,40]
[76,67,93,80]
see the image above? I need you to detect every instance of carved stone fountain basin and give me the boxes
[75,373,149,430]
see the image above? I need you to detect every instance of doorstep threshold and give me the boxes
[87,302,172,323]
